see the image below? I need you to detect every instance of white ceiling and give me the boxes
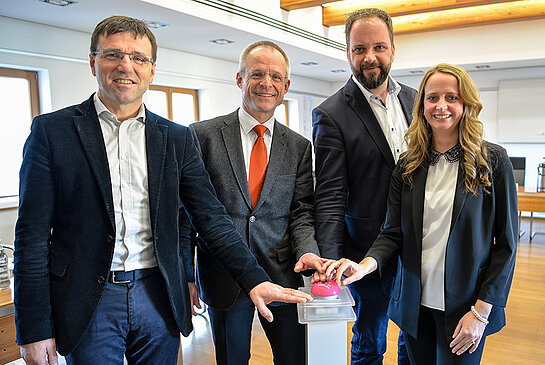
[1,0,545,85]
[0,0,351,82]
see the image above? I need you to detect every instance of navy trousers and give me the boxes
[65,271,180,365]
[208,292,305,365]
[348,262,409,365]
[404,306,486,365]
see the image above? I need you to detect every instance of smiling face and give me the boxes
[236,46,290,123]
[89,31,155,119]
[347,17,394,92]
[424,72,464,140]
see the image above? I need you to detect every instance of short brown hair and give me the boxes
[345,8,394,48]
[238,41,290,78]
[90,16,157,63]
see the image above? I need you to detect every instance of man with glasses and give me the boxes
[14,17,311,365]
[183,41,322,365]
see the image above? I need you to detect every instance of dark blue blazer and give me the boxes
[313,78,417,262]
[14,95,269,355]
[367,142,518,339]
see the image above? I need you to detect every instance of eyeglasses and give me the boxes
[92,49,154,66]
[246,70,287,84]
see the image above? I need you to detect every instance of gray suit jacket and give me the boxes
[185,110,319,309]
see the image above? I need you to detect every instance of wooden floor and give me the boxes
[180,217,545,365]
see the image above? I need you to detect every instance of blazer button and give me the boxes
[97,276,106,284]
[106,235,114,243]
[249,216,256,223]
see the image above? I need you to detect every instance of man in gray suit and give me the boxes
[183,41,322,365]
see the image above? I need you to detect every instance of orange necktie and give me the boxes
[248,125,268,208]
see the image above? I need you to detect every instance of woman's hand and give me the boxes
[450,301,491,355]
[322,257,378,285]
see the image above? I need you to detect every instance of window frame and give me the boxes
[279,100,289,127]
[0,67,40,203]
[148,84,199,122]
[0,67,40,119]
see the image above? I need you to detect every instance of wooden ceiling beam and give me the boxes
[323,0,519,26]
[280,0,330,11]
[392,0,545,34]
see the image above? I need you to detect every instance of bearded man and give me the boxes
[312,8,417,365]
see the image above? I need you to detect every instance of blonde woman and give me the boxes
[324,64,517,364]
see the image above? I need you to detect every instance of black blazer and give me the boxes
[367,142,518,339]
[186,111,319,309]
[14,96,269,355]
[313,78,417,261]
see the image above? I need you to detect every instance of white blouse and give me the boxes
[421,153,459,310]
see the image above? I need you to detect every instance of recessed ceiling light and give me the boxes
[301,62,318,66]
[210,39,234,45]
[145,21,169,29]
[39,0,77,6]
[475,65,491,69]
[409,70,424,74]
[330,69,346,73]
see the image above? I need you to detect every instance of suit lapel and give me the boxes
[72,96,115,230]
[450,165,468,236]
[145,111,168,233]
[254,120,286,211]
[344,79,395,170]
[412,165,428,250]
[221,113,252,209]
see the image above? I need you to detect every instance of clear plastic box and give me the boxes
[297,286,356,324]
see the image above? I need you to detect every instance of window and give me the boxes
[274,100,289,126]
[145,85,199,126]
[0,67,40,198]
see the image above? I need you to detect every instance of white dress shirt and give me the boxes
[238,107,274,178]
[353,75,408,163]
[94,94,157,271]
[421,154,459,310]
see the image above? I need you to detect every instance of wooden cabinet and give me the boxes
[0,313,19,363]
[0,287,20,364]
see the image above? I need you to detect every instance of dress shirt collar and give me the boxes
[428,144,462,165]
[238,107,275,137]
[352,75,401,103]
[93,93,146,125]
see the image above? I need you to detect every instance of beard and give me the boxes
[351,60,391,90]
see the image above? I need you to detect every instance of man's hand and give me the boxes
[188,282,202,316]
[20,338,58,365]
[295,253,329,282]
[294,253,326,273]
[249,282,312,322]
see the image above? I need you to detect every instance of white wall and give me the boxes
[0,16,333,243]
[2,11,545,242]
[395,72,545,190]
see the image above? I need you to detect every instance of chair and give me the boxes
[509,157,526,188]
[509,157,526,239]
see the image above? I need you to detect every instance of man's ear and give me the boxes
[89,53,97,76]
[236,72,243,89]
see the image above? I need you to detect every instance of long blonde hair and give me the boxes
[403,63,491,194]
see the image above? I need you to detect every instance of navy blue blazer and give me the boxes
[313,78,417,262]
[367,142,518,339]
[14,95,269,355]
